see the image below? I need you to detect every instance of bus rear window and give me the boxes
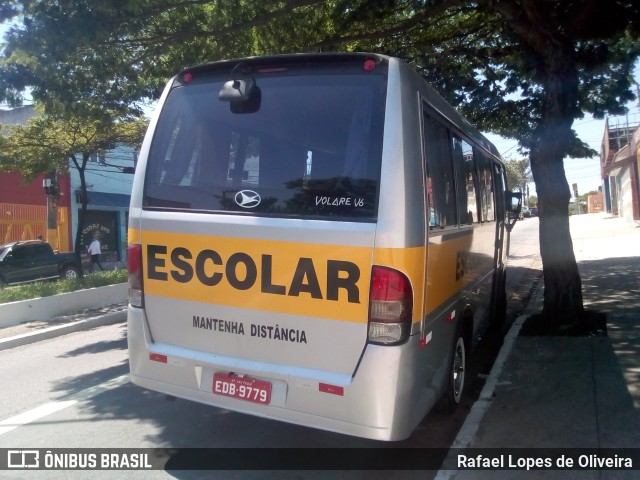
[143,70,386,220]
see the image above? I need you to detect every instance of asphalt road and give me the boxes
[0,218,542,480]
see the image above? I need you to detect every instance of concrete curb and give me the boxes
[453,313,528,447]
[0,283,127,328]
[0,309,126,351]
[434,278,544,479]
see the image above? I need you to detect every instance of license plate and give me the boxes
[213,372,272,405]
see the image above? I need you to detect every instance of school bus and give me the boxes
[127,53,520,441]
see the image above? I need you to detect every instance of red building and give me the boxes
[0,171,72,251]
[600,115,640,223]
[0,106,73,251]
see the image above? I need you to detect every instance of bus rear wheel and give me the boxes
[436,324,467,414]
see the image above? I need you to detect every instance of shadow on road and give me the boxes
[45,263,546,479]
[56,328,127,358]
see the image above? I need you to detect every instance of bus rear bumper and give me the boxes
[127,306,441,441]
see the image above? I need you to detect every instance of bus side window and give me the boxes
[452,135,479,225]
[478,153,496,222]
[423,112,457,229]
[494,163,507,221]
[464,142,480,224]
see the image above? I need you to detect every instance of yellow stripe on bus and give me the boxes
[136,230,372,322]
[129,229,481,324]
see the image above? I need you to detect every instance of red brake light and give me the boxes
[256,66,288,73]
[371,267,411,303]
[363,58,377,72]
[128,244,141,274]
[128,243,143,308]
[368,266,413,345]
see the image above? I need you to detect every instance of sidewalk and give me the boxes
[440,213,640,479]
[0,300,126,350]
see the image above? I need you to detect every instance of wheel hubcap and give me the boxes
[452,337,466,403]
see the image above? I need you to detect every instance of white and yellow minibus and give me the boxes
[127,53,519,441]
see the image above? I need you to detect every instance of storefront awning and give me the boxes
[76,191,131,208]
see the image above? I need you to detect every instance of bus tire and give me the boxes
[436,323,467,414]
[492,269,507,325]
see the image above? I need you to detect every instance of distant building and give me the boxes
[0,106,72,251]
[587,193,604,214]
[0,105,36,126]
[69,144,136,263]
[600,115,640,224]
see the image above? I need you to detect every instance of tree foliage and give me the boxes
[0,111,148,269]
[505,158,532,194]
[0,111,146,176]
[2,0,640,329]
[0,0,335,115]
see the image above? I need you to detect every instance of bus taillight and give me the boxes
[368,266,413,345]
[128,243,144,308]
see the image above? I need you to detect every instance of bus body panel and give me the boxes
[137,219,376,375]
[127,53,509,441]
[128,302,452,441]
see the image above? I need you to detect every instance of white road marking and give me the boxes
[0,374,129,436]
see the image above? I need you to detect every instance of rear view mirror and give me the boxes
[509,191,522,212]
[219,79,261,114]
[505,191,522,232]
[219,79,256,102]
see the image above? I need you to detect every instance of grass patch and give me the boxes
[0,269,128,304]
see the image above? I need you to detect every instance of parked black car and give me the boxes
[0,240,80,287]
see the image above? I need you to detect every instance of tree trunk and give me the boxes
[530,153,584,322]
[528,50,585,326]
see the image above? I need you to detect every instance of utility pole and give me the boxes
[43,170,59,250]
